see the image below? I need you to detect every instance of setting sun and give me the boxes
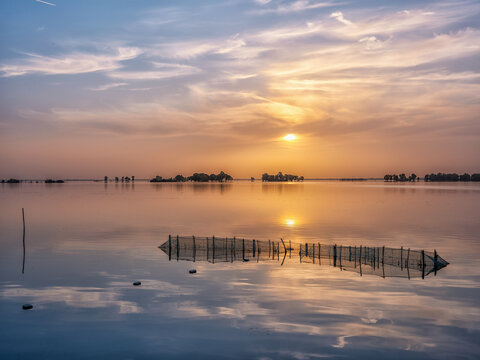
[283,134,297,141]
[284,218,296,227]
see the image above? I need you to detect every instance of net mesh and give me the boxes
[160,236,285,263]
[159,236,448,279]
[298,243,447,278]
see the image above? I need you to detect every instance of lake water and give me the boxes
[1,181,479,359]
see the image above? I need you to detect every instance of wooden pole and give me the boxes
[224,237,227,262]
[354,246,356,268]
[373,247,376,270]
[193,235,196,262]
[406,248,410,270]
[400,246,403,270]
[359,246,362,270]
[242,238,245,261]
[333,244,337,267]
[168,234,172,261]
[213,236,215,264]
[359,246,362,276]
[422,250,425,279]
[312,243,315,264]
[22,208,26,274]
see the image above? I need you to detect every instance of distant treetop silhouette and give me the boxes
[150,171,233,183]
[262,172,304,182]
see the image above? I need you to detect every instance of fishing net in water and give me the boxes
[298,243,448,278]
[159,236,448,279]
[159,236,285,263]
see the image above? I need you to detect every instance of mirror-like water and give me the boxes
[1,181,479,359]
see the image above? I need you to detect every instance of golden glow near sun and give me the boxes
[284,218,296,227]
[283,134,297,141]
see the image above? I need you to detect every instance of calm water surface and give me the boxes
[1,181,479,359]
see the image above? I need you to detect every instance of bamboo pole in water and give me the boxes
[193,236,196,262]
[168,234,172,261]
[401,246,403,270]
[22,208,26,274]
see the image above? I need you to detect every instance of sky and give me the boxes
[0,0,479,179]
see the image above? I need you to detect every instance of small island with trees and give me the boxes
[150,171,233,183]
[262,172,304,182]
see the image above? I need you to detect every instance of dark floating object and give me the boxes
[22,304,33,310]
[132,281,141,286]
[189,269,197,274]
[159,235,449,279]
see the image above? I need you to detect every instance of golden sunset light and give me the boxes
[283,134,297,142]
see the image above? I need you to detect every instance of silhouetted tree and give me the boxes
[104,176,108,183]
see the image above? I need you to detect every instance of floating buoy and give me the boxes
[133,281,141,286]
[22,304,33,310]
[189,269,197,274]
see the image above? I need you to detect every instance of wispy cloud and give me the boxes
[109,62,200,80]
[0,47,141,77]
[330,11,353,26]
[35,0,56,6]
[89,82,127,91]
[253,1,340,14]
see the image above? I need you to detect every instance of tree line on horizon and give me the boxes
[384,172,480,182]
[424,173,480,182]
[104,176,135,183]
[384,173,419,182]
[150,171,233,183]
[262,172,304,182]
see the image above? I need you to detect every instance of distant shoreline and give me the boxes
[5,178,476,183]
